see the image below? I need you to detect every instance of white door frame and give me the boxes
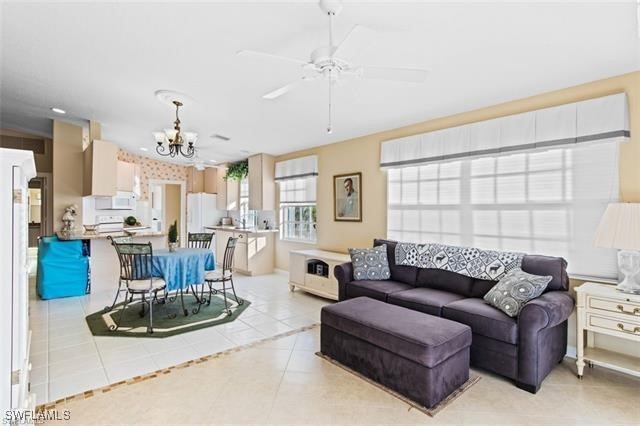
[148,179,186,246]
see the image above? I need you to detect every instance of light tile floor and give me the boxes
[44,326,640,425]
[29,272,329,404]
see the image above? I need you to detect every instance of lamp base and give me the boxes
[616,250,640,295]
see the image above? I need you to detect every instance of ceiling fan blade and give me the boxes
[332,25,375,60]
[262,76,318,100]
[237,49,310,67]
[359,66,429,83]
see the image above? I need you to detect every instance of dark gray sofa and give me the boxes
[334,238,575,394]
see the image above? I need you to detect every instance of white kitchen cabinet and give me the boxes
[116,160,135,192]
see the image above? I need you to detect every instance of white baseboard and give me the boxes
[274,268,288,276]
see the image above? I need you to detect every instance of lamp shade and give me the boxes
[594,203,640,250]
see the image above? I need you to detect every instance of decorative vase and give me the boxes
[168,242,178,252]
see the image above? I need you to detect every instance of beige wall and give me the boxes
[53,120,84,231]
[275,71,640,268]
[164,184,181,236]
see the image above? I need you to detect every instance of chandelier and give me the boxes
[153,100,196,159]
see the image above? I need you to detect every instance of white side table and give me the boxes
[575,282,640,378]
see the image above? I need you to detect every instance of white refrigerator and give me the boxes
[187,193,219,234]
[0,148,36,413]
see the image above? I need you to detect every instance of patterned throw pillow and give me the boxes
[349,245,391,281]
[483,269,552,317]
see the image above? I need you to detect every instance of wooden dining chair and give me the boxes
[187,232,214,249]
[203,237,243,316]
[110,239,166,334]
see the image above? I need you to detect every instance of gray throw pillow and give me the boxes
[484,269,552,317]
[349,245,391,281]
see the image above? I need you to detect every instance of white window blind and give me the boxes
[387,142,620,279]
[279,177,317,242]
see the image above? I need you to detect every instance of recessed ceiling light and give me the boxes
[209,159,216,163]
[51,107,66,114]
[140,147,148,152]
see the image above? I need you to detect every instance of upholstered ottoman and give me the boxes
[321,296,472,408]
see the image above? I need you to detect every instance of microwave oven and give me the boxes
[95,191,136,210]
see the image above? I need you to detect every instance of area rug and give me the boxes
[86,293,250,338]
[315,352,480,417]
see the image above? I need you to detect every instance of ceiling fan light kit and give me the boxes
[238,0,429,134]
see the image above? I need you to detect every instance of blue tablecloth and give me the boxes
[152,248,215,291]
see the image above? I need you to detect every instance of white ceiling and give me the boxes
[1,1,639,165]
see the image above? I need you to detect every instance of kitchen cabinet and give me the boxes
[214,229,275,275]
[233,231,275,275]
[226,178,240,211]
[204,167,218,193]
[187,166,219,194]
[215,230,234,266]
[248,153,275,211]
[216,167,227,209]
[83,139,119,196]
[186,166,204,193]
[116,161,136,192]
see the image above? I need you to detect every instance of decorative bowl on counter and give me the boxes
[83,224,98,234]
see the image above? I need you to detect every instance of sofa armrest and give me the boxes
[517,291,575,392]
[519,291,575,330]
[334,262,354,301]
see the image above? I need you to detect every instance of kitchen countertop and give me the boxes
[56,230,167,241]
[204,226,279,234]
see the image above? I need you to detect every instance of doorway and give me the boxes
[27,173,52,247]
[149,179,186,246]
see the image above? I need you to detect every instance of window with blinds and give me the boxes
[387,142,619,279]
[279,177,317,243]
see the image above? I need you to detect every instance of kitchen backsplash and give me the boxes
[118,149,188,200]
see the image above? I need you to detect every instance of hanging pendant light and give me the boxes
[154,100,196,159]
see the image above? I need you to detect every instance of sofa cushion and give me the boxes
[344,280,414,302]
[349,245,391,281]
[321,297,472,367]
[416,268,475,297]
[374,239,418,285]
[388,288,466,316]
[484,269,552,317]
[442,298,518,344]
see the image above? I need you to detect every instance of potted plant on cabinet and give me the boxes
[168,220,179,252]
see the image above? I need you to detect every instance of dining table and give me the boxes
[152,247,215,292]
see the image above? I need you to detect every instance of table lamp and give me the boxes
[594,203,640,294]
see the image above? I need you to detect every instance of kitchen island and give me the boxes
[56,230,168,294]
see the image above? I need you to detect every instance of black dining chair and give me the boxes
[110,239,166,334]
[202,237,243,316]
[187,232,214,307]
[104,235,135,313]
[187,232,214,249]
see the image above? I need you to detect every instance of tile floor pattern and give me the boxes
[29,272,328,404]
[43,326,640,425]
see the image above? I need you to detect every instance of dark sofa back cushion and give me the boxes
[521,254,569,291]
[416,268,475,297]
[470,279,496,298]
[373,239,418,285]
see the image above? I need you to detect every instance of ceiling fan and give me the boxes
[238,0,429,134]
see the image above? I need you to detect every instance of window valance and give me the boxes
[275,155,318,181]
[380,93,630,169]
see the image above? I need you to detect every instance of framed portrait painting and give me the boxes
[334,172,362,222]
